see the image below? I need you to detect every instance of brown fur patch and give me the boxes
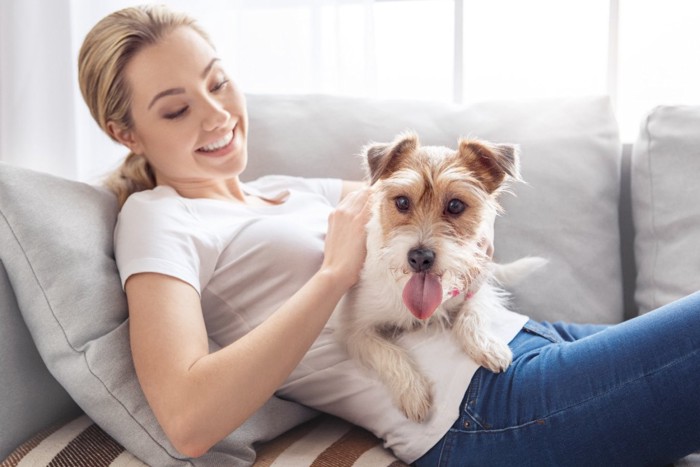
[365,132,420,185]
[373,144,495,280]
[458,139,519,193]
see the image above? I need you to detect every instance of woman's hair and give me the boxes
[78,5,213,208]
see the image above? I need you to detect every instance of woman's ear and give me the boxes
[107,121,144,154]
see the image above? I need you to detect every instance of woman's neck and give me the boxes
[159,176,246,203]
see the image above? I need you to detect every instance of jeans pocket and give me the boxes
[458,368,485,431]
[520,320,565,344]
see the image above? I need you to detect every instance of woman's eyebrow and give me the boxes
[148,88,185,110]
[147,58,221,110]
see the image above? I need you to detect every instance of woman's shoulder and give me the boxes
[118,186,196,233]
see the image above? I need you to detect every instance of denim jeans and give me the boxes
[414,291,700,467]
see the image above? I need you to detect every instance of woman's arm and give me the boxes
[126,187,371,458]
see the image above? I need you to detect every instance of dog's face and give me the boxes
[362,132,519,322]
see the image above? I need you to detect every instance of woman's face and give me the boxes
[112,26,248,189]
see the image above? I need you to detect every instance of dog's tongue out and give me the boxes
[402,272,442,320]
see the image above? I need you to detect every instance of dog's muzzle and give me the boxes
[403,247,442,320]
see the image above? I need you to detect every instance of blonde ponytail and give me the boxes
[104,152,157,209]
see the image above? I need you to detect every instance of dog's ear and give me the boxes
[458,139,521,193]
[363,132,419,185]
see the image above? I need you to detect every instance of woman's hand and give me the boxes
[321,186,372,290]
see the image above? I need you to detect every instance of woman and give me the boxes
[78,5,700,466]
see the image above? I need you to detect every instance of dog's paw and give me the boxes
[475,340,512,373]
[396,375,433,423]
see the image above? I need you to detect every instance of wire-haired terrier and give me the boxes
[337,132,542,422]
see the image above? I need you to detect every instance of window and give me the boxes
[167,0,698,141]
[48,0,700,180]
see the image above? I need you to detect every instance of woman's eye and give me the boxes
[445,199,466,215]
[211,79,229,92]
[164,106,189,120]
[395,196,410,213]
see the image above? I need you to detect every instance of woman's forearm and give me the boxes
[139,269,349,458]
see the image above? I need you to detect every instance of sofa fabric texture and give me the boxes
[2,95,699,465]
[0,265,81,460]
[632,105,700,314]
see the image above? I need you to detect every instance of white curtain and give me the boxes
[0,0,137,182]
[0,0,79,179]
[0,0,379,182]
[1,0,699,181]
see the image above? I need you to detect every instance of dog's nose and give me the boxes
[407,248,435,273]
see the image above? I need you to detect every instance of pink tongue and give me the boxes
[402,273,443,320]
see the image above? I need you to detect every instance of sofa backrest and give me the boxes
[244,94,626,324]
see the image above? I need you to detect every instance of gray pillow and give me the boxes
[0,163,316,466]
[0,263,81,460]
[631,105,700,314]
[245,94,624,323]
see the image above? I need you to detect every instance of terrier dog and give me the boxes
[337,132,539,422]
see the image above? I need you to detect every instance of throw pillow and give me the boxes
[0,164,316,466]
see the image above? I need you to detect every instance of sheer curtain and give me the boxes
[0,0,79,179]
[0,0,381,182]
[0,0,132,181]
[1,0,699,182]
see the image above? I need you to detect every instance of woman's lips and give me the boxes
[196,125,237,157]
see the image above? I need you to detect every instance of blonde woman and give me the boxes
[79,5,700,466]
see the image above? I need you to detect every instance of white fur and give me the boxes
[336,216,537,422]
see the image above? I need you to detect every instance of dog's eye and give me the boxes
[395,196,410,213]
[445,199,466,215]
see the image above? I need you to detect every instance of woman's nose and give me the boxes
[201,97,230,131]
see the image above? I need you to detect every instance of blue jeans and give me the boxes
[414,291,700,467]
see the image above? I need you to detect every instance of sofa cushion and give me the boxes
[631,105,700,313]
[245,95,624,323]
[0,263,81,460]
[0,163,316,466]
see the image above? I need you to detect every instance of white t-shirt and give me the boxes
[114,175,528,463]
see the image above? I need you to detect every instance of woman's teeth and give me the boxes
[199,130,233,152]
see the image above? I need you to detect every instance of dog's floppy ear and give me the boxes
[458,139,521,194]
[363,132,419,185]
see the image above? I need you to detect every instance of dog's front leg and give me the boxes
[344,326,433,422]
[452,303,512,373]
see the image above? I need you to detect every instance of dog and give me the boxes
[336,132,542,423]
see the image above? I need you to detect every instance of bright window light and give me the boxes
[373,0,455,102]
[461,0,609,102]
[618,0,700,140]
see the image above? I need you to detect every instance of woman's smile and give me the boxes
[196,124,238,157]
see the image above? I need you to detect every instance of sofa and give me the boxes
[1,94,699,466]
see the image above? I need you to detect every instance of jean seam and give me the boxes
[461,370,488,430]
[521,320,563,344]
[436,431,452,466]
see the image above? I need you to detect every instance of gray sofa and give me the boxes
[2,94,699,466]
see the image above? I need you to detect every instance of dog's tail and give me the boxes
[492,256,548,287]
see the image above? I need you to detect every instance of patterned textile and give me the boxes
[1,415,407,467]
